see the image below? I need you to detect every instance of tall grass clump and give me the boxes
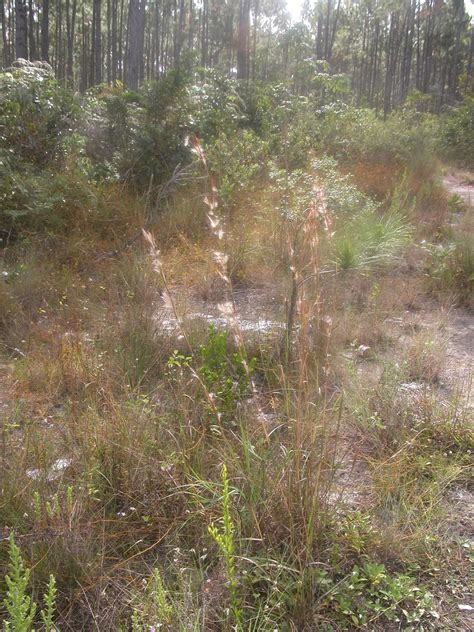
[333,205,412,272]
[425,215,474,308]
[346,360,473,562]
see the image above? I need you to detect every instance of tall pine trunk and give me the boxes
[1,0,10,65]
[237,0,250,80]
[15,0,28,58]
[125,0,145,89]
[40,0,49,61]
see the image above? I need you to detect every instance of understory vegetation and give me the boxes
[0,53,473,632]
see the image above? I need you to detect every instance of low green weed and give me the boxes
[2,533,57,632]
[197,325,255,421]
[315,562,438,628]
[130,568,173,630]
[168,325,256,425]
[208,464,242,628]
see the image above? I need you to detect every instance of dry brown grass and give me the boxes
[349,160,402,200]
[1,150,472,630]
[404,326,447,384]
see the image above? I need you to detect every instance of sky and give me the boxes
[286,0,474,23]
[286,0,304,22]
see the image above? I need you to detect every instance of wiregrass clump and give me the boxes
[424,215,474,308]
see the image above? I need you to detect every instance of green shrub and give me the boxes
[0,65,100,234]
[103,72,191,188]
[0,165,99,232]
[307,103,439,173]
[187,68,245,139]
[0,62,78,168]
[205,129,268,205]
[270,157,412,274]
[167,325,256,425]
[441,96,474,168]
[95,70,246,190]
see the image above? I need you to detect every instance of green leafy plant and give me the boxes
[130,567,173,630]
[205,129,268,206]
[197,325,256,423]
[0,63,78,168]
[441,96,474,168]
[2,534,36,632]
[208,464,241,628]
[40,576,57,632]
[316,562,437,628]
[2,533,57,632]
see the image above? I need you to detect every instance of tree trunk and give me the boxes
[200,0,208,67]
[80,4,88,89]
[90,0,102,85]
[27,0,36,59]
[111,0,117,80]
[467,24,473,90]
[40,0,49,61]
[125,0,145,89]
[1,0,10,65]
[449,0,465,98]
[66,0,77,84]
[237,0,250,80]
[15,0,28,59]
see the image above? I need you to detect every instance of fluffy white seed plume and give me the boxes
[142,229,162,273]
[213,251,229,267]
[217,301,234,317]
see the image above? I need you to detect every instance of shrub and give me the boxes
[106,73,191,188]
[205,129,268,205]
[271,157,412,274]
[187,68,245,139]
[441,96,474,168]
[0,62,78,168]
[0,65,101,234]
[0,165,99,233]
[307,103,439,174]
